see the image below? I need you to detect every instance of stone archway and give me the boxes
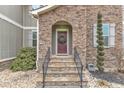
[52,21,72,56]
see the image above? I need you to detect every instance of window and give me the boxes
[32,5,41,10]
[102,24,109,46]
[32,5,47,10]
[93,23,115,48]
[32,31,37,47]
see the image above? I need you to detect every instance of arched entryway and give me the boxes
[52,21,72,56]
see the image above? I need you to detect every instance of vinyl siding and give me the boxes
[0,5,23,25]
[0,19,23,59]
[23,29,33,47]
[22,6,37,27]
[22,6,37,48]
[0,5,37,60]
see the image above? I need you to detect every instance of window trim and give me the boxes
[102,23,110,48]
[93,23,113,48]
[32,30,37,47]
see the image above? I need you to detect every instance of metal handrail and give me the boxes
[74,47,83,88]
[42,47,50,88]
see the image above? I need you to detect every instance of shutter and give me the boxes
[93,24,97,47]
[109,23,115,47]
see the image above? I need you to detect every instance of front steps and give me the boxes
[43,56,83,88]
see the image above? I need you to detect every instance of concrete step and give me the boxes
[50,59,74,62]
[47,70,78,73]
[46,73,79,77]
[47,67,78,72]
[49,62,76,66]
[45,76,80,82]
[44,81,81,87]
[44,86,81,88]
[36,80,88,88]
[51,56,73,59]
[48,61,81,67]
[50,56,74,62]
[48,64,79,68]
[41,56,85,88]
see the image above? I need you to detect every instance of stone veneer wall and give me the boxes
[37,5,122,72]
[86,5,123,71]
[38,6,87,72]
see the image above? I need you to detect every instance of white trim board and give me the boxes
[23,27,37,30]
[31,5,59,16]
[0,13,37,30]
[36,19,39,61]
[0,57,16,62]
[0,13,23,28]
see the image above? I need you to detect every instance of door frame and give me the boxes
[56,28,69,56]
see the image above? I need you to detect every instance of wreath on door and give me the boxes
[58,35,66,44]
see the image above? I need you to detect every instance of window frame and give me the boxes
[93,23,111,48]
[32,30,37,47]
[102,23,110,48]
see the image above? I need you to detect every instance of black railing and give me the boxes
[42,47,50,88]
[74,47,83,88]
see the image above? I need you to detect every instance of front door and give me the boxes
[57,30,68,55]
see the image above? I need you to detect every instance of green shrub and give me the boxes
[10,47,36,72]
[96,12,104,72]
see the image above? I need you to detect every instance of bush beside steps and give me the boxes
[10,47,36,72]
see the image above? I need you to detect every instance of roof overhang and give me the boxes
[31,5,59,18]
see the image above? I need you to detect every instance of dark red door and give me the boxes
[57,31,67,54]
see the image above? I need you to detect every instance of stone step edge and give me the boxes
[51,57,73,59]
[41,72,79,74]
[46,72,79,74]
[41,80,88,83]
[48,65,77,66]
[46,74,79,76]
[45,85,81,88]
[48,66,81,68]
[49,62,76,63]
[44,80,88,82]
[45,80,80,82]
[41,72,85,74]
[50,59,74,60]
